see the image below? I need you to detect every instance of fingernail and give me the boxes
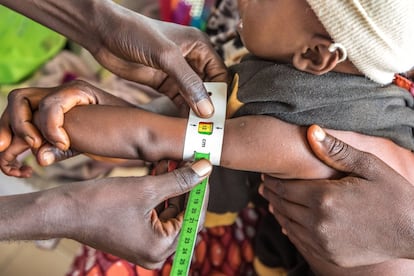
[258,184,264,195]
[24,136,35,148]
[313,125,326,141]
[191,159,212,177]
[41,151,56,166]
[55,141,67,151]
[269,205,274,214]
[282,228,288,235]
[196,99,214,118]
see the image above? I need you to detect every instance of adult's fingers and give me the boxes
[170,39,228,118]
[260,184,309,224]
[262,175,328,207]
[163,51,214,118]
[152,159,212,202]
[271,208,322,257]
[93,50,168,88]
[307,125,386,179]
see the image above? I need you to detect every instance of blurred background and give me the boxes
[0,1,251,275]
[0,1,210,275]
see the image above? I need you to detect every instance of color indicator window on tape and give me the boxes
[182,82,227,166]
[171,82,227,275]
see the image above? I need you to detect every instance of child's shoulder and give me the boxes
[229,54,365,90]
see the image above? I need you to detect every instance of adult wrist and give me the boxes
[0,187,77,241]
[79,0,112,53]
[38,186,81,240]
[89,0,141,55]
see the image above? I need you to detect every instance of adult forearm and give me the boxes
[0,187,76,241]
[0,0,119,52]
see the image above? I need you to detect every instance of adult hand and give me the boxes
[0,159,212,269]
[260,125,414,267]
[1,0,227,118]
[91,12,228,115]
[0,0,227,154]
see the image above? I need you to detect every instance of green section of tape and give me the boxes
[170,152,210,275]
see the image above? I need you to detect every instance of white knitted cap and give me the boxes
[306,0,414,84]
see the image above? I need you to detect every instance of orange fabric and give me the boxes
[106,260,135,276]
[393,74,414,96]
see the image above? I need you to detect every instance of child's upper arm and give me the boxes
[221,115,337,179]
[220,114,414,182]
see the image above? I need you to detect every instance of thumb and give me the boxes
[154,159,212,201]
[165,58,214,118]
[0,123,12,152]
[307,124,379,179]
[36,143,80,166]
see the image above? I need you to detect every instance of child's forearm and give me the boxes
[59,104,414,182]
[62,105,186,161]
[61,105,335,179]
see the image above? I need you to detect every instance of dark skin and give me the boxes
[1,93,329,179]
[0,0,224,267]
[5,107,414,274]
[1,0,413,273]
[4,80,414,185]
[0,158,212,269]
[3,86,414,275]
[24,90,414,275]
[261,125,414,275]
[0,0,228,151]
[0,0,357,168]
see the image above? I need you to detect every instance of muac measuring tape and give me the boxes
[170,82,227,275]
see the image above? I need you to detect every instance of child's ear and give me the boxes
[292,36,342,75]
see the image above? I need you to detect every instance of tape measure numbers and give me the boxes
[171,152,209,276]
[170,82,227,275]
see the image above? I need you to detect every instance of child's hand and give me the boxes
[0,80,131,159]
[0,115,78,177]
[0,136,33,178]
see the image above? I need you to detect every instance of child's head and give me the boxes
[237,0,414,84]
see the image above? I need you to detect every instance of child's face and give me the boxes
[237,0,325,62]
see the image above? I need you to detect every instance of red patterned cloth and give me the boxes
[66,160,262,275]
[67,207,261,276]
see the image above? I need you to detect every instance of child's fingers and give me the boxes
[36,143,81,166]
[0,112,12,152]
[0,136,32,178]
[36,81,106,151]
[7,88,49,149]
[159,195,186,220]
[152,160,186,220]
